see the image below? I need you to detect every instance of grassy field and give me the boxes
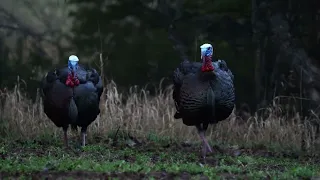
[0,82,320,179]
[0,136,319,179]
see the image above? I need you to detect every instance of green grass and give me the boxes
[0,135,319,179]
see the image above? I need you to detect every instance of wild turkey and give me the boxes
[172,43,235,159]
[41,55,103,147]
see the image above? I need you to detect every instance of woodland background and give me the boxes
[1,0,320,117]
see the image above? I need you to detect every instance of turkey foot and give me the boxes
[198,131,212,159]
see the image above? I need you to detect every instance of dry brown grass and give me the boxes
[0,81,319,154]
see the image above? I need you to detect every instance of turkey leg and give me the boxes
[196,124,212,159]
[62,126,69,148]
[81,127,87,147]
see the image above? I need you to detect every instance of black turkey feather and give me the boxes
[41,55,103,147]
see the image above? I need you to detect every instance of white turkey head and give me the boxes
[200,43,213,60]
[68,55,79,72]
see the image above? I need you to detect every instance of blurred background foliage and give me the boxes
[0,0,320,116]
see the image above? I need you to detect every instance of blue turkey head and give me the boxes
[68,55,79,72]
[200,43,213,60]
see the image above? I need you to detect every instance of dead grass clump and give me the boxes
[0,81,319,154]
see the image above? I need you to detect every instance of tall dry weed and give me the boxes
[0,81,319,154]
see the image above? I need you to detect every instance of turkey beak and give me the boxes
[71,63,78,73]
[69,65,74,74]
[68,61,77,73]
[72,65,77,72]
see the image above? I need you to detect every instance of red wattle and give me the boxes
[201,56,214,72]
[201,62,214,72]
[66,78,72,86]
[65,73,79,88]
[74,78,80,86]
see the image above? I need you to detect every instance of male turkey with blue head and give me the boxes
[41,55,103,148]
[172,43,235,159]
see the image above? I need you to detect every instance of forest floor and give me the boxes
[0,135,319,180]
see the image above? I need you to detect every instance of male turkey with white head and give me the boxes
[41,55,103,148]
[172,43,235,159]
